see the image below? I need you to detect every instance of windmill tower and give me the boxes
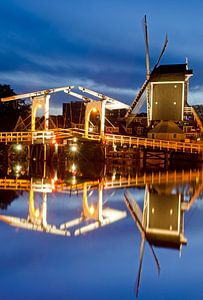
[125,16,193,128]
[125,15,168,126]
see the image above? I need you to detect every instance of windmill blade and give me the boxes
[124,78,150,118]
[135,236,145,298]
[148,243,160,275]
[124,191,160,274]
[125,29,168,120]
[144,15,150,78]
[153,34,168,70]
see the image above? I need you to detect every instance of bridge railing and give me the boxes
[0,131,32,143]
[0,130,56,144]
[104,134,203,154]
[0,169,202,191]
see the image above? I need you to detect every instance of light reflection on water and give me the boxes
[0,159,203,299]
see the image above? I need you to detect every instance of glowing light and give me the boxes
[73,137,77,143]
[173,101,177,105]
[92,107,97,113]
[71,163,76,172]
[15,144,22,151]
[35,209,40,218]
[90,204,95,215]
[15,164,22,172]
[72,176,76,185]
[89,127,93,132]
[112,170,116,181]
[155,101,158,105]
[70,145,77,152]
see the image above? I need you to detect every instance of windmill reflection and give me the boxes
[145,184,187,249]
[124,179,203,297]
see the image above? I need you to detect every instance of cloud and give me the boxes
[188,86,203,106]
[0,69,138,115]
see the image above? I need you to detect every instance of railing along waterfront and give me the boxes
[0,169,202,191]
[0,128,202,154]
[0,131,56,144]
[104,134,203,154]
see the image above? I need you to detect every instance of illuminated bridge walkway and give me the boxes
[0,128,202,155]
[0,169,202,192]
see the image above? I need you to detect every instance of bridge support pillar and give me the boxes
[31,95,50,132]
[84,101,106,139]
[83,182,103,222]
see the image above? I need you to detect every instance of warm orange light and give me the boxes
[35,209,40,218]
[92,107,97,113]
[90,204,95,215]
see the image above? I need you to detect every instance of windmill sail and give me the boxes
[124,191,160,297]
[125,16,168,121]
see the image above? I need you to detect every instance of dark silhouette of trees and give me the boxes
[0,84,30,131]
[0,190,22,210]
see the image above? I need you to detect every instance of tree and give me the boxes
[0,84,30,131]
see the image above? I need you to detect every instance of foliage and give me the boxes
[0,84,30,131]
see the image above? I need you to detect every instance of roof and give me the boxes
[149,121,184,134]
[151,64,193,76]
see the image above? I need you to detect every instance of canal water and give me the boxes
[0,155,202,299]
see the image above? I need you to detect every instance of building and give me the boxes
[145,185,187,249]
[150,64,193,121]
[148,120,186,141]
[63,101,85,128]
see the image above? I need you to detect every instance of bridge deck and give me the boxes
[0,128,202,154]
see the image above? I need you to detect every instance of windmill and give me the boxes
[124,189,160,298]
[124,15,168,126]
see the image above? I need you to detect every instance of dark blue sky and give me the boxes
[0,0,203,113]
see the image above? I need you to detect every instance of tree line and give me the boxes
[0,84,30,131]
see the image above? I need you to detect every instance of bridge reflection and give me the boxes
[0,160,202,297]
[0,180,127,236]
[0,165,202,238]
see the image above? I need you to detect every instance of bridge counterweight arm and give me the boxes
[1,86,74,102]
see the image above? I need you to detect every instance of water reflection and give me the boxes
[0,154,202,298]
[124,178,203,297]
